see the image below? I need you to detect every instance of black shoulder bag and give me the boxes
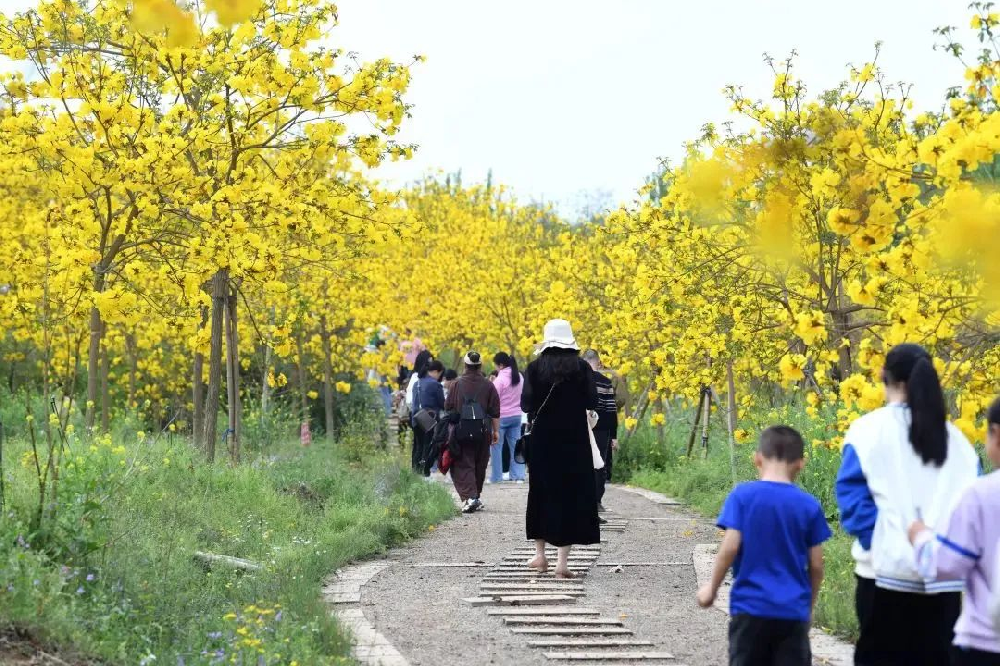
[514,382,557,465]
[412,380,437,433]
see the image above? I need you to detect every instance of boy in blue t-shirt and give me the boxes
[697,425,832,666]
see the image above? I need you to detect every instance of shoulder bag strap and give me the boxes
[529,381,559,430]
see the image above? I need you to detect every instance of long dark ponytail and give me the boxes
[884,343,948,466]
[493,351,521,386]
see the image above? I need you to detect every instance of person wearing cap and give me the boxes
[521,319,600,578]
[444,351,501,513]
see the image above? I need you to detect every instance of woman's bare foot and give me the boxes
[553,568,577,579]
[526,555,549,572]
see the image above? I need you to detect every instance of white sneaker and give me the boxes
[515,479,525,484]
[502,472,510,482]
[461,499,475,514]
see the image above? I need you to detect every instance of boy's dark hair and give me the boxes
[443,369,458,381]
[987,396,1000,427]
[758,425,806,463]
[426,360,445,374]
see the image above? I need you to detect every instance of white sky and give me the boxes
[0,0,975,218]
[334,0,972,218]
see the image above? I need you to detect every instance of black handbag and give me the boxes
[515,382,557,465]
[514,427,529,465]
[412,380,437,433]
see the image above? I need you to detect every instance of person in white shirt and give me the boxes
[836,343,979,666]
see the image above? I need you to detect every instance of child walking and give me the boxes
[697,425,831,666]
[906,395,1000,665]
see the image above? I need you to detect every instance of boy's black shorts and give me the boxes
[728,614,811,666]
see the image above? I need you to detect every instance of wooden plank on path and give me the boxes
[599,562,687,567]
[481,582,588,589]
[483,570,587,576]
[463,594,577,606]
[511,546,601,550]
[479,581,584,594]
[503,553,601,562]
[492,566,589,572]
[528,640,655,648]
[412,562,491,568]
[543,651,676,661]
[503,617,624,626]
[481,571,570,577]
[487,607,599,616]
[481,576,588,582]
[512,627,632,636]
[480,589,585,597]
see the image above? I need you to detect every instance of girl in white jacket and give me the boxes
[835,343,979,666]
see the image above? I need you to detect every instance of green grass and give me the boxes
[615,403,859,640]
[0,412,455,664]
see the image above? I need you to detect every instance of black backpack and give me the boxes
[455,390,489,444]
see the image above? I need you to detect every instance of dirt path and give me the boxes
[328,476,853,665]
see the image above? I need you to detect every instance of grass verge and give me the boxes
[0,420,455,664]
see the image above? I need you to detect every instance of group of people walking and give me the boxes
[394,320,620,578]
[699,342,1000,666]
[403,320,621,528]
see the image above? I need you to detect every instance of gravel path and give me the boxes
[357,478,730,665]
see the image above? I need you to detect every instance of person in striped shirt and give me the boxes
[583,349,618,514]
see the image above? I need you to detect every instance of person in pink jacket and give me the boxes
[908,395,1000,665]
[491,352,525,483]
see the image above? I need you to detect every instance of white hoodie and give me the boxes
[836,403,979,593]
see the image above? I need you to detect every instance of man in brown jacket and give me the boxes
[444,351,501,513]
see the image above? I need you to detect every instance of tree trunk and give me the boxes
[261,307,274,419]
[261,343,271,419]
[85,305,102,431]
[321,317,334,443]
[224,289,241,464]
[685,391,704,457]
[701,386,711,455]
[126,330,138,410]
[202,270,228,461]
[726,361,737,434]
[833,281,853,380]
[296,329,309,425]
[99,330,110,434]
[725,360,738,485]
[193,306,207,446]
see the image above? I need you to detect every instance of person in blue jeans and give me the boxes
[490,352,526,483]
[697,425,831,666]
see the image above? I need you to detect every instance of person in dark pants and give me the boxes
[445,352,500,513]
[698,426,831,666]
[413,360,445,477]
[582,349,617,514]
[406,349,433,471]
[836,344,979,666]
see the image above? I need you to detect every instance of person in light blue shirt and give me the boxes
[698,425,831,666]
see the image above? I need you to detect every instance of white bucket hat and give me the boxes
[535,319,580,355]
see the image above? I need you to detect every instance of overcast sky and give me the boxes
[334,0,971,218]
[0,0,975,218]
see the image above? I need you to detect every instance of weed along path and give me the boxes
[329,477,845,666]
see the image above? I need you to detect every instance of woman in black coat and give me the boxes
[521,319,599,578]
